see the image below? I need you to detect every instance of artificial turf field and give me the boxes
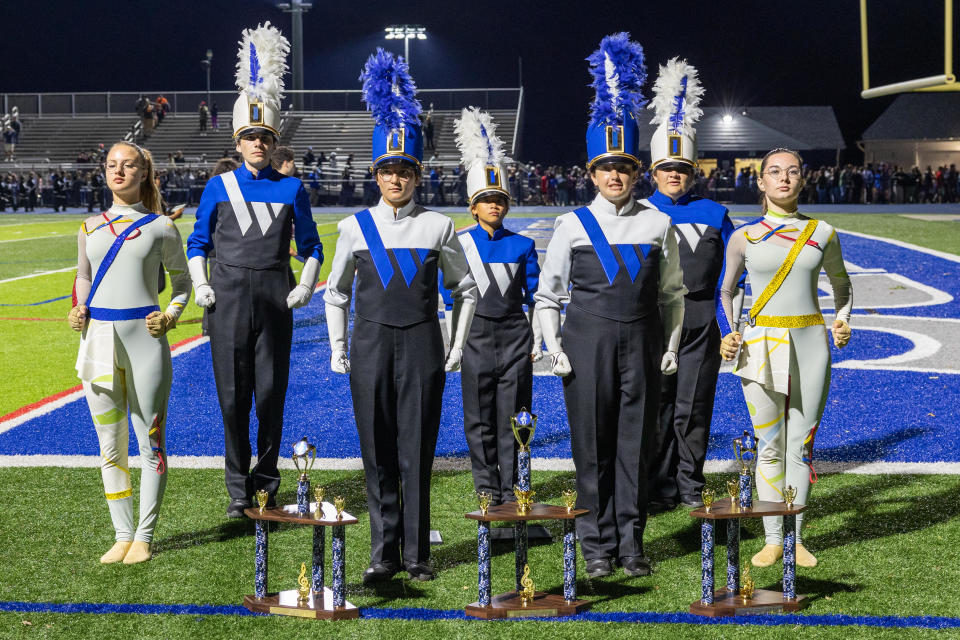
[1,209,959,637]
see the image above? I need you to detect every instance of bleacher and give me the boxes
[0,116,137,164]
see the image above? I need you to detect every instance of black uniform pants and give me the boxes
[562,306,661,562]
[461,313,532,503]
[350,316,445,567]
[650,317,721,503]
[208,263,293,500]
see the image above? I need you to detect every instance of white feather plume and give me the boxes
[235,22,290,111]
[454,107,508,171]
[648,57,704,136]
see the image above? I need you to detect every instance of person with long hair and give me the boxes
[68,141,191,564]
[718,148,852,569]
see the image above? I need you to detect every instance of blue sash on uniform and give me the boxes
[355,209,395,289]
[573,207,619,285]
[84,213,159,308]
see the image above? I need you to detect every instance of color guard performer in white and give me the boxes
[718,148,852,569]
[324,50,476,583]
[535,33,686,579]
[68,141,190,564]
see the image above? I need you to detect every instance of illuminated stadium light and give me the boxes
[384,25,427,70]
[722,114,734,125]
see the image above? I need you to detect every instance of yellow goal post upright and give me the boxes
[860,0,958,98]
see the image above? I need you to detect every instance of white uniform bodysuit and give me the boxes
[719,213,852,545]
[74,203,190,543]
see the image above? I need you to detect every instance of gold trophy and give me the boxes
[783,485,797,510]
[297,562,310,606]
[334,495,345,521]
[519,564,535,607]
[702,487,715,513]
[561,489,577,513]
[733,431,758,476]
[740,563,755,603]
[255,489,269,514]
[477,491,492,516]
[292,437,317,484]
[313,485,326,520]
[511,408,537,453]
[726,479,739,511]
[514,485,535,516]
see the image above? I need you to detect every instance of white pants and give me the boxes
[82,325,171,543]
[740,324,830,545]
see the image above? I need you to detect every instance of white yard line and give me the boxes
[0,233,73,243]
[0,266,76,284]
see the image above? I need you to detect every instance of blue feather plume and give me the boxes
[249,42,261,87]
[668,76,688,132]
[360,48,422,131]
[586,32,647,127]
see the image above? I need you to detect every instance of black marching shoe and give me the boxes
[226,498,252,518]
[585,558,614,578]
[622,556,653,577]
[647,500,677,515]
[405,562,436,581]
[362,563,400,584]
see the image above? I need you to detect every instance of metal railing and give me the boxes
[1,88,523,118]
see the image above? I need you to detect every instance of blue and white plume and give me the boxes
[455,107,510,203]
[648,57,704,136]
[360,48,422,130]
[234,22,289,112]
[586,32,647,127]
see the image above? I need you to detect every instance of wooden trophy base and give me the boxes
[689,588,808,617]
[466,590,590,619]
[243,587,359,620]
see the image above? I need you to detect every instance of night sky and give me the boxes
[2,0,951,164]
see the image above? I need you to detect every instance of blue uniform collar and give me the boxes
[649,189,694,208]
[472,224,509,241]
[237,163,276,181]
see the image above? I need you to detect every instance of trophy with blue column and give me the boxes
[733,431,757,510]
[292,437,316,516]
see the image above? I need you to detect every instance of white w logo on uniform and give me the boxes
[220,172,284,236]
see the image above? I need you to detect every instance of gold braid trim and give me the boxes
[749,220,818,324]
[753,313,824,328]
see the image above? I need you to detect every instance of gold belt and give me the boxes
[751,313,823,328]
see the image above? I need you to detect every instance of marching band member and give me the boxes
[69,141,190,564]
[447,107,541,505]
[718,147,852,568]
[323,50,477,583]
[645,59,742,511]
[187,23,322,518]
[535,33,686,578]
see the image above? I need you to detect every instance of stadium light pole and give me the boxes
[201,49,213,107]
[384,25,427,71]
[279,1,312,111]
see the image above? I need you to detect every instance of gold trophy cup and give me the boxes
[733,431,758,476]
[514,485,535,516]
[255,489,269,514]
[291,437,317,483]
[702,487,715,513]
[726,479,739,511]
[740,563,755,603]
[334,495,345,520]
[511,408,537,453]
[561,489,577,513]
[477,491,492,516]
[783,485,797,510]
[313,485,326,519]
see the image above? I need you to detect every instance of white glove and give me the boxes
[325,302,350,373]
[188,256,216,308]
[331,349,351,374]
[445,347,463,372]
[660,351,678,375]
[286,283,312,309]
[549,352,572,377]
[287,256,321,309]
[527,308,543,362]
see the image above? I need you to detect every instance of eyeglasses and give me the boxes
[377,167,415,182]
[105,161,141,173]
[764,167,802,180]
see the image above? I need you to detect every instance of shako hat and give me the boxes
[360,48,423,171]
[455,107,510,205]
[648,58,704,169]
[231,22,289,139]
[585,33,647,170]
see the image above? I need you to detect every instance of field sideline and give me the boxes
[1,209,959,637]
